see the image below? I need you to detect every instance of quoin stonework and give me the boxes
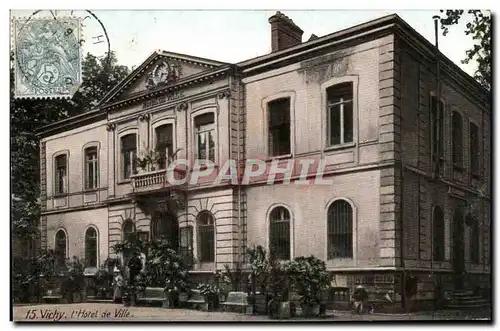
[33,12,491,311]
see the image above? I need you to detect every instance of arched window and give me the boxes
[85,227,98,267]
[327,200,353,259]
[197,211,215,263]
[467,214,480,264]
[151,218,162,242]
[55,229,67,266]
[122,220,135,265]
[432,206,445,261]
[151,212,176,243]
[269,206,291,260]
[452,111,463,168]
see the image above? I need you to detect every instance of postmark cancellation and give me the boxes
[12,17,83,99]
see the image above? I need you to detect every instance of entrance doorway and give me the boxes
[151,211,179,248]
[452,208,465,289]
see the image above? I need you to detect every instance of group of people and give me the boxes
[112,252,147,303]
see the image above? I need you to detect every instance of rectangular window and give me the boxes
[470,122,480,176]
[121,134,137,179]
[327,82,354,146]
[430,96,445,164]
[84,147,98,190]
[179,226,194,266]
[155,124,174,169]
[452,111,463,168]
[268,98,291,157]
[55,154,67,195]
[195,113,215,163]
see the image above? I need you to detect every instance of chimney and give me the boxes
[268,11,304,52]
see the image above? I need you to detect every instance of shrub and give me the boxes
[287,256,331,312]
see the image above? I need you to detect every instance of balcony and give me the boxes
[130,168,187,195]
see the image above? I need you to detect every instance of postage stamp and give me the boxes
[12,17,82,99]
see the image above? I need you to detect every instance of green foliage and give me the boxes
[217,263,244,292]
[136,146,183,171]
[143,240,185,288]
[12,249,76,303]
[197,283,220,298]
[287,256,332,309]
[439,10,491,90]
[247,245,270,293]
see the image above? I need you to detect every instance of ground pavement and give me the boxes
[12,303,492,322]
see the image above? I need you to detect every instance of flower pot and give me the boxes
[72,292,81,303]
[205,295,219,312]
[267,299,281,319]
[279,301,292,319]
[301,304,320,317]
[165,292,179,308]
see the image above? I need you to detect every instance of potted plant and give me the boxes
[66,257,86,303]
[266,258,290,319]
[197,283,221,311]
[136,147,161,172]
[287,256,331,318]
[141,239,191,308]
[247,245,271,315]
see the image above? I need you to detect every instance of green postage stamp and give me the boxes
[12,17,82,99]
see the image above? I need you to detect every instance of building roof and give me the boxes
[36,13,490,138]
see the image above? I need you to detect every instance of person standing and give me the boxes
[112,267,124,303]
[352,285,369,314]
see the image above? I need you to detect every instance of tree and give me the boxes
[10,51,129,242]
[439,10,491,90]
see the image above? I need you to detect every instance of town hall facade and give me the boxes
[35,12,491,309]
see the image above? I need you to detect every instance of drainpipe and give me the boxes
[234,66,243,273]
[431,14,441,313]
[396,37,406,312]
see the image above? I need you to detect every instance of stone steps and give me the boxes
[447,290,491,310]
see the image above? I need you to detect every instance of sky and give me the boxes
[10,9,481,78]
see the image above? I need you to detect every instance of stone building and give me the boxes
[35,12,490,310]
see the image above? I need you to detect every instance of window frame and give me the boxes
[326,198,355,260]
[122,219,136,266]
[432,205,445,262]
[54,228,68,266]
[451,109,465,171]
[262,92,296,159]
[267,204,293,261]
[191,107,218,166]
[83,142,100,191]
[117,129,139,182]
[469,120,481,178]
[467,214,480,264]
[84,226,99,268]
[267,97,292,158]
[151,118,177,170]
[53,151,69,196]
[429,93,446,169]
[322,76,358,151]
[195,114,216,163]
[197,211,215,263]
